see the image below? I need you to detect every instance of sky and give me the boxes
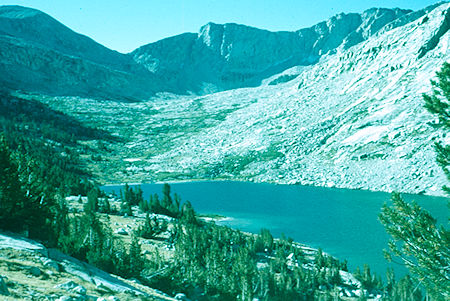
[0,0,444,53]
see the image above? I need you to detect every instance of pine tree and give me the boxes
[120,198,132,216]
[134,186,144,206]
[423,62,450,192]
[160,183,178,216]
[173,193,181,213]
[0,135,51,239]
[162,183,172,208]
[149,194,161,213]
[380,63,450,299]
[139,198,149,212]
[85,187,99,212]
[380,193,449,298]
[129,234,144,277]
[98,197,111,213]
[181,201,196,224]
[137,213,162,239]
[54,199,70,245]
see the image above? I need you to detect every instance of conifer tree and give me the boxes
[149,194,161,213]
[181,201,196,224]
[380,63,450,299]
[0,135,51,238]
[380,193,449,298]
[120,198,132,216]
[137,213,164,239]
[98,197,111,213]
[85,187,99,212]
[423,62,450,192]
[129,234,144,277]
[139,198,149,212]
[54,199,70,245]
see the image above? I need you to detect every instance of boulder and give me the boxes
[55,280,87,295]
[114,228,128,235]
[42,258,60,272]
[28,266,42,277]
[73,284,87,295]
[175,293,189,300]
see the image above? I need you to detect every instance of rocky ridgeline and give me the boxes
[131,7,414,94]
[0,4,433,97]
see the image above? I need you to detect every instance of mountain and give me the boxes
[32,2,450,196]
[0,5,166,100]
[0,5,132,69]
[1,3,449,195]
[131,7,414,94]
[0,5,427,97]
[137,3,449,195]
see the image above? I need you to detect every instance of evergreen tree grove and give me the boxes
[0,135,51,239]
[0,135,27,232]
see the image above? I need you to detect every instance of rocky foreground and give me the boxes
[0,233,177,301]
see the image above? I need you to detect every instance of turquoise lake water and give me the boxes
[102,181,448,278]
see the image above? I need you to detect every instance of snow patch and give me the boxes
[342,126,389,144]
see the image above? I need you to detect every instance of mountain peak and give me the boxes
[0,5,44,19]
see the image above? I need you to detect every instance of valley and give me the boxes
[0,1,449,300]
[8,3,450,196]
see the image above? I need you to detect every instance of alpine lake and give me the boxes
[102,181,448,279]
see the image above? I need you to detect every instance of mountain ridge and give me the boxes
[132,7,414,93]
[0,5,167,100]
[0,5,134,71]
[0,4,432,97]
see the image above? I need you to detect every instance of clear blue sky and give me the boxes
[0,0,444,53]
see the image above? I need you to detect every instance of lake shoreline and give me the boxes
[101,178,445,198]
[101,181,448,279]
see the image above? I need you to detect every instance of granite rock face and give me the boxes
[131,7,413,94]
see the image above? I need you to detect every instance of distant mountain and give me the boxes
[0,4,434,98]
[0,5,132,70]
[0,6,165,100]
[131,7,414,94]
